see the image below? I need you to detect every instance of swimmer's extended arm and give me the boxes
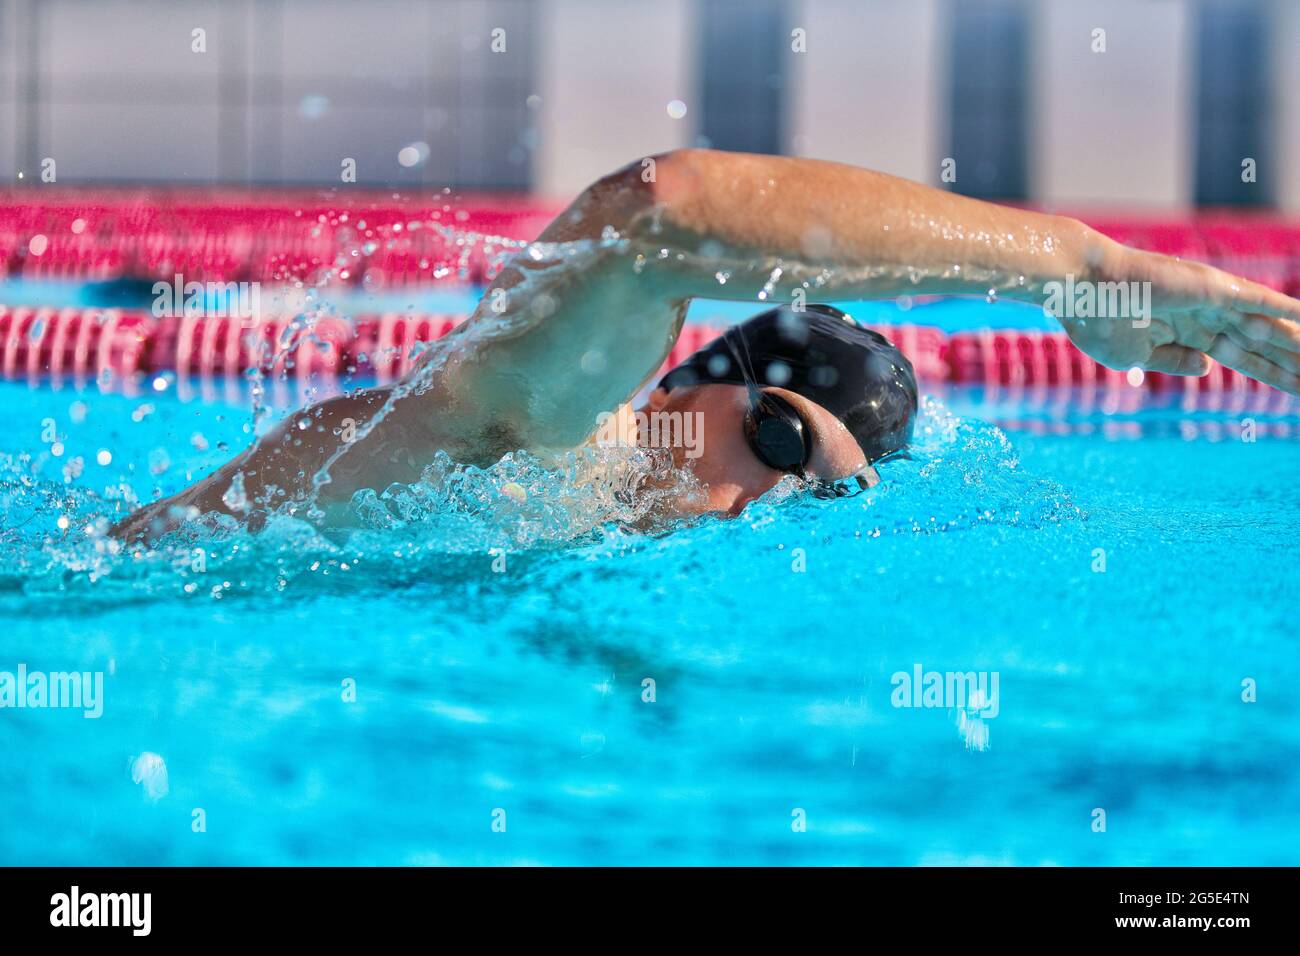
[630,150,1300,393]
[456,149,1300,456]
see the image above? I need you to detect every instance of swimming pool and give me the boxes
[2,367,1296,865]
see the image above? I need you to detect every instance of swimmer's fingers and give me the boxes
[1224,311,1300,357]
[1223,323,1300,374]
[1224,279,1300,327]
[1145,344,1210,377]
[1206,335,1300,396]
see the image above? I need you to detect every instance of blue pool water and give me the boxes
[1,370,1297,865]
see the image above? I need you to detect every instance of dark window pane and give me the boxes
[948,0,1027,201]
[699,0,786,154]
[1195,0,1272,206]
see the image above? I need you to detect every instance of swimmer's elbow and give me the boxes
[539,149,710,244]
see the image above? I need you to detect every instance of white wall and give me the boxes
[786,0,942,186]
[0,0,17,179]
[1031,0,1194,209]
[41,0,225,181]
[534,0,693,198]
[4,0,535,187]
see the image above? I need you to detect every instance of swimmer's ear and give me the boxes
[646,386,672,411]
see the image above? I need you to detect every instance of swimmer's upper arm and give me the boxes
[440,148,1105,456]
[436,156,696,455]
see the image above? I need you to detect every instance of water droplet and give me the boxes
[298,94,330,121]
[130,752,169,800]
[397,142,429,168]
[221,473,250,514]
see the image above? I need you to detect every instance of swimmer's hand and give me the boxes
[1060,243,1300,395]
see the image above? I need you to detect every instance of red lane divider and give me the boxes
[0,190,564,286]
[3,190,1300,291]
[0,307,1286,395]
[0,306,150,382]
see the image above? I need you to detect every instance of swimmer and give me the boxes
[111,149,1300,541]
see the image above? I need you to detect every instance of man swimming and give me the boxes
[111,149,1300,542]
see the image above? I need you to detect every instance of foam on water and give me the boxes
[0,392,1079,608]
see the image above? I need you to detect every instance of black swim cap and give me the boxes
[658,304,918,463]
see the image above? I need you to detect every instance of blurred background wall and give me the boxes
[0,0,1296,210]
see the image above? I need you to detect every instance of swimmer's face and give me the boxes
[638,383,869,517]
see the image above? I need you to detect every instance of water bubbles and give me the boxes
[95,449,112,466]
[222,473,250,514]
[986,287,999,304]
[765,360,792,386]
[70,217,86,234]
[580,349,607,375]
[27,234,48,257]
[666,99,688,119]
[130,752,169,800]
[501,482,527,504]
[1126,367,1145,387]
[957,705,991,752]
[298,94,330,121]
[759,265,784,301]
[190,432,209,451]
[151,373,173,393]
[398,141,430,168]
[68,401,88,424]
[808,364,838,388]
[529,293,557,319]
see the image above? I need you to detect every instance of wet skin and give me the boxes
[112,149,1300,543]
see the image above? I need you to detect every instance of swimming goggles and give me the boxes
[743,392,883,499]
